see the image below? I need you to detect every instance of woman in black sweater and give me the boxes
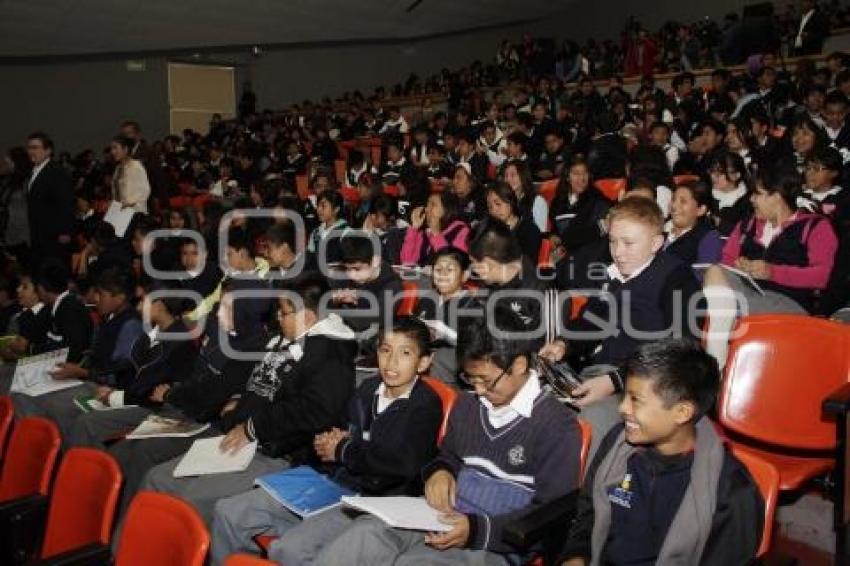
[549,156,611,256]
[485,181,543,262]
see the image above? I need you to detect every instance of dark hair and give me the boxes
[825,90,849,108]
[226,226,255,256]
[317,190,344,215]
[27,132,54,152]
[807,146,843,173]
[369,195,398,220]
[380,316,432,356]
[506,132,528,153]
[626,338,720,419]
[428,191,463,231]
[431,246,471,271]
[111,135,134,152]
[95,266,135,299]
[708,150,749,185]
[468,218,521,263]
[340,232,377,264]
[457,305,533,371]
[266,222,297,251]
[485,181,521,218]
[789,113,829,154]
[754,164,802,209]
[34,258,69,294]
[555,156,592,202]
[502,159,537,208]
[144,281,190,316]
[673,180,713,211]
[283,271,329,313]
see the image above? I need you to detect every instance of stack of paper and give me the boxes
[74,395,138,413]
[10,348,77,397]
[173,436,257,478]
[256,466,355,517]
[125,415,210,440]
[341,496,452,532]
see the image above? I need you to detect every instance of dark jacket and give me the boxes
[224,315,358,462]
[40,292,94,363]
[559,423,764,565]
[27,160,75,265]
[331,261,403,333]
[550,186,610,254]
[119,319,199,407]
[328,376,442,496]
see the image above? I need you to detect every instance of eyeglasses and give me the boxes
[276,309,296,319]
[459,366,509,392]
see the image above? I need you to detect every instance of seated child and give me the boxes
[558,339,763,565]
[400,191,470,266]
[137,273,357,523]
[663,181,724,267]
[304,307,582,566]
[68,282,199,449]
[209,317,443,565]
[0,272,49,363]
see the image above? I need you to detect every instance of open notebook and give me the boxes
[341,496,452,532]
[173,436,257,478]
[10,348,77,397]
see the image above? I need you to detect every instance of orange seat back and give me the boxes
[718,315,850,450]
[383,184,400,197]
[116,491,209,566]
[340,186,361,207]
[730,446,780,557]
[537,179,559,205]
[0,396,13,461]
[577,417,592,482]
[673,174,700,186]
[486,162,498,181]
[295,175,309,200]
[395,282,419,317]
[370,146,382,169]
[40,448,123,559]
[595,178,626,201]
[0,417,60,502]
[225,555,276,566]
[569,294,588,321]
[422,377,459,446]
[537,238,553,268]
[334,159,347,186]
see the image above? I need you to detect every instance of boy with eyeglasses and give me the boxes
[309,306,582,565]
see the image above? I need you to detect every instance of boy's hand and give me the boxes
[424,513,470,550]
[313,428,350,462]
[332,289,359,305]
[747,260,772,280]
[220,423,251,454]
[571,374,616,407]
[538,339,567,363]
[49,362,87,381]
[150,383,171,403]
[95,385,113,405]
[424,469,456,513]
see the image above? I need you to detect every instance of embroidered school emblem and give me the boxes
[607,473,634,509]
[508,445,525,466]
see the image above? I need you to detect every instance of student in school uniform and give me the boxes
[177,237,223,301]
[426,144,454,182]
[798,147,849,220]
[329,234,403,336]
[479,120,508,169]
[400,192,470,266]
[138,274,358,524]
[535,127,571,181]
[307,190,348,263]
[558,339,763,566]
[485,183,543,263]
[408,125,433,167]
[503,160,548,232]
[361,195,406,266]
[380,140,414,186]
[108,280,271,516]
[33,257,94,362]
[13,267,143,444]
[309,307,582,566]
[209,317,443,565]
[68,284,199,449]
[708,151,752,237]
[539,197,701,455]
[548,157,610,256]
[703,165,838,367]
[0,272,50,363]
[823,91,850,156]
[664,181,724,267]
[454,131,488,183]
[452,163,487,225]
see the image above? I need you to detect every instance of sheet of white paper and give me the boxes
[692,263,765,295]
[103,201,136,237]
[10,348,79,397]
[125,415,210,439]
[341,496,452,532]
[173,435,257,478]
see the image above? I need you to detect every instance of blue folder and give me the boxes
[255,465,356,517]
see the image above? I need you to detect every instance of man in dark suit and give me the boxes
[793,0,830,56]
[25,132,74,270]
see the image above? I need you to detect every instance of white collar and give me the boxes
[147,325,160,345]
[713,183,748,208]
[607,256,655,284]
[480,370,541,427]
[51,290,70,317]
[666,225,693,244]
[29,159,50,185]
[375,377,417,413]
[28,302,45,315]
[804,185,843,201]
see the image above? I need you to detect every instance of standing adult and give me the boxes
[25,132,74,269]
[111,136,151,214]
[120,120,169,210]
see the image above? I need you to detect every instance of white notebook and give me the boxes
[173,435,257,478]
[341,496,452,532]
[103,201,136,237]
[10,348,78,397]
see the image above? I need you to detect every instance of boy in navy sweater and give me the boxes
[311,307,582,566]
[209,317,443,565]
[559,339,763,565]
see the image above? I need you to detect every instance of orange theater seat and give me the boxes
[0,396,12,462]
[370,146,382,169]
[595,178,626,201]
[486,162,498,181]
[673,174,700,186]
[334,159,348,186]
[225,555,276,566]
[576,418,592,482]
[422,377,459,446]
[718,315,850,489]
[115,492,209,566]
[0,417,60,503]
[537,179,558,205]
[383,184,400,197]
[730,447,780,557]
[537,238,553,269]
[38,448,123,560]
[340,186,361,207]
[395,281,419,317]
[295,175,310,200]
